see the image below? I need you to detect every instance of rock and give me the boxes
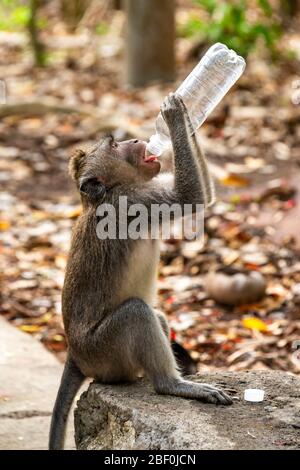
[204,269,266,306]
[75,371,300,450]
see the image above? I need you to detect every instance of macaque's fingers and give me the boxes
[169,93,188,114]
[203,390,232,405]
[196,384,233,405]
[162,93,191,129]
[157,379,233,405]
[161,93,185,128]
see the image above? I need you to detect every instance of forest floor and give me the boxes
[1,5,300,374]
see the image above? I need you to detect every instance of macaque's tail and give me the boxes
[49,355,85,450]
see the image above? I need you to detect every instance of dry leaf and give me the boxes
[0,220,10,231]
[19,325,42,333]
[220,174,250,187]
[242,317,269,333]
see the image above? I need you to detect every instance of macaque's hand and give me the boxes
[161,93,186,130]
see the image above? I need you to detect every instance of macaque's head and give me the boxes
[69,134,161,203]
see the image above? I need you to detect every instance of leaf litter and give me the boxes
[0,3,300,371]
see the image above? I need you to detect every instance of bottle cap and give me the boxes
[244,389,265,402]
[146,134,170,157]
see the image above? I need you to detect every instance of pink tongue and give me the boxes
[144,155,158,162]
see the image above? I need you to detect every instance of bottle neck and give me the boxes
[146,133,170,156]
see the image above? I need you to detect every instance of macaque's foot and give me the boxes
[195,383,233,405]
[156,379,233,405]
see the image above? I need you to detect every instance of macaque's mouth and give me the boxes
[143,155,159,163]
[135,142,159,169]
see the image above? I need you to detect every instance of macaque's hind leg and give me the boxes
[155,310,197,377]
[155,310,170,339]
[90,298,232,405]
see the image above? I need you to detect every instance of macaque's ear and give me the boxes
[79,178,106,202]
[69,149,86,181]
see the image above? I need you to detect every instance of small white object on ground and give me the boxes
[244,388,265,402]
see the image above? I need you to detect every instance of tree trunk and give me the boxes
[125,0,175,87]
[28,0,46,67]
[112,0,122,9]
[280,0,300,16]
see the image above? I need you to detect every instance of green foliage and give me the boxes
[95,23,109,36]
[180,0,282,57]
[0,1,30,31]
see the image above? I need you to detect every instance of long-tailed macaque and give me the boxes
[49,94,232,450]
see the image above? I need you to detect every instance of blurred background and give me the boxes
[1,0,300,374]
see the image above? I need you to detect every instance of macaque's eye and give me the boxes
[101,134,115,148]
[107,135,118,149]
[104,134,118,150]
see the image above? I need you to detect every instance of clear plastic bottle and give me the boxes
[146,43,246,156]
